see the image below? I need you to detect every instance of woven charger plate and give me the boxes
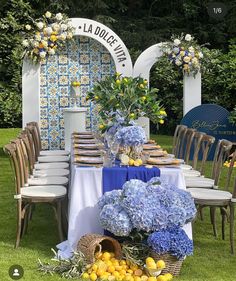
[73,139,97,144]
[147,158,180,165]
[74,149,101,156]
[74,156,103,164]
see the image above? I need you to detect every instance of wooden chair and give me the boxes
[23,128,69,170]
[188,150,236,254]
[14,136,69,186]
[172,125,187,156]
[26,125,70,163]
[4,143,67,248]
[185,139,233,189]
[26,121,69,156]
[183,134,215,177]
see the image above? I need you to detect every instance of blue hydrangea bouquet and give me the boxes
[98,177,196,264]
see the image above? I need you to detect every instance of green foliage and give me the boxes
[87,74,166,131]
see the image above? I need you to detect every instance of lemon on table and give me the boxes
[164,273,173,281]
[156,275,167,281]
[90,272,98,281]
[82,272,90,279]
[156,260,166,269]
[128,159,135,166]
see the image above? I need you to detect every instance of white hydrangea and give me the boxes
[60,33,67,40]
[52,23,60,31]
[55,13,63,21]
[25,24,31,30]
[48,48,55,55]
[36,22,44,30]
[45,11,52,18]
[188,46,195,53]
[198,52,203,58]
[39,51,46,58]
[174,39,181,46]
[22,40,29,47]
[60,24,68,31]
[175,60,182,66]
[45,27,53,35]
[185,34,192,41]
[41,40,48,47]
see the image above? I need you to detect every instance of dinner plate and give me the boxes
[74,156,103,164]
[146,150,167,157]
[143,144,161,150]
[147,158,181,165]
[74,149,101,156]
[73,134,94,139]
[72,131,93,136]
[76,143,99,150]
[73,139,96,144]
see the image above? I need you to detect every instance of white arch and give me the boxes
[133,43,201,115]
[22,18,133,127]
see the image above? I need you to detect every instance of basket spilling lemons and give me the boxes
[82,252,173,281]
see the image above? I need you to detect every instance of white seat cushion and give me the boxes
[38,155,70,163]
[188,188,232,201]
[180,164,192,170]
[183,170,201,177]
[21,185,67,198]
[33,169,70,177]
[40,150,70,156]
[186,178,215,188]
[34,162,69,170]
[28,177,69,186]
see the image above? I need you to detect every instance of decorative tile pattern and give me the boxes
[40,36,115,149]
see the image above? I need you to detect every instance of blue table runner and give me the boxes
[102,165,160,193]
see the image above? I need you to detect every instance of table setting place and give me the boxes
[72,131,184,168]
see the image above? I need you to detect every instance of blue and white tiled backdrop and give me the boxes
[40,36,115,149]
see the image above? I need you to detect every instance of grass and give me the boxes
[0,129,236,280]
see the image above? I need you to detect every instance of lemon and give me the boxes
[112,271,120,278]
[115,265,123,271]
[120,269,127,275]
[92,264,98,271]
[106,260,113,266]
[164,273,173,281]
[136,159,143,165]
[146,257,155,264]
[95,95,99,100]
[127,269,133,274]
[116,79,121,85]
[97,269,105,276]
[156,260,165,269]
[159,119,164,124]
[120,260,126,266]
[108,276,116,281]
[134,277,141,281]
[156,275,167,281]
[107,265,115,273]
[102,252,111,261]
[129,113,135,119]
[147,277,156,281]
[141,96,147,101]
[140,275,149,281]
[90,272,98,281]
[82,273,90,279]
[99,124,105,129]
[128,159,135,166]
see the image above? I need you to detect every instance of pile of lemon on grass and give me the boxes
[82,252,173,281]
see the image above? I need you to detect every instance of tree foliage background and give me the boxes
[0,0,235,131]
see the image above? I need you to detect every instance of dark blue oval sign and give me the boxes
[181,104,236,160]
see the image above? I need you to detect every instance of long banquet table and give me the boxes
[57,164,192,259]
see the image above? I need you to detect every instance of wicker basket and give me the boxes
[77,234,122,263]
[150,251,183,276]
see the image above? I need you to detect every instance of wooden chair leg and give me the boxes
[15,200,22,248]
[230,204,235,254]
[210,207,217,237]
[21,204,31,237]
[53,201,64,242]
[61,198,68,238]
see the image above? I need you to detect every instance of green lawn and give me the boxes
[0,129,236,280]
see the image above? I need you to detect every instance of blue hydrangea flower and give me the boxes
[97,190,122,210]
[147,227,193,259]
[114,125,147,146]
[99,204,132,236]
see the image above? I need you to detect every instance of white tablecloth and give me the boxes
[57,166,192,259]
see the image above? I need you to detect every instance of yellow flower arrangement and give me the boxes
[22,11,75,63]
